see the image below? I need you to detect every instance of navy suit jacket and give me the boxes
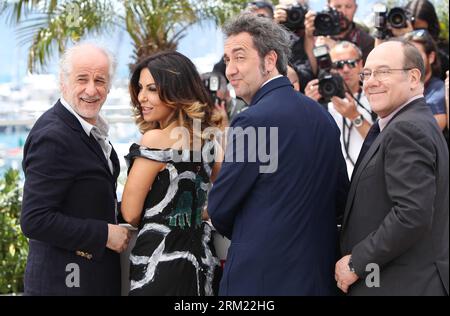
[21,100,121,295]
[208,77,349,295]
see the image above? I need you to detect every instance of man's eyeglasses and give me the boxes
[359,67,414,82]
[332,59,360,70]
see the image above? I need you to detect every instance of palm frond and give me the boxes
[15,0,116,72]
[3,0,251,71]
[1,0,58,25]
[193,0,247,26]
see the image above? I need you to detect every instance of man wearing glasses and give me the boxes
[305,41,374,178]
[335,40,449,296]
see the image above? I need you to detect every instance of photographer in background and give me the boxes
[304,0,374,72]
[305,41,374,177]
[374,0,448,81]
[201,72,248,129]
[404,30,449,148]
[287,64,301,91]
[404,29,447,132]
[274,0,316,93]
[406,0,449,80]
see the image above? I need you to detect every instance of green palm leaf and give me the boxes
[1,0,248,72]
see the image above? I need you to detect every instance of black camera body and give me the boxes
[283,4,307,32]
[318,72,345,102]
[314,7,341,36]
[373,4,413,39]
[202,73,221,104]
[388,7,411,28]
[313,45,345,102]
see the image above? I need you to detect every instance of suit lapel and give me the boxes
[54,100,116,179]
[81,133,113,174]
[342,129,384,228]
[342,97,427,228]
[110,144,120,180]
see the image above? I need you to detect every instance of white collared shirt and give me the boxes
[60,97,114,174]
[378,94,424,131]
[327,92,374,178]
[260,75,283,89]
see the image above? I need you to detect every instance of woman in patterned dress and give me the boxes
[121,51,223,295]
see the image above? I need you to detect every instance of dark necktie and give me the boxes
[352,121,380,178]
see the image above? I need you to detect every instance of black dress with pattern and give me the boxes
[125,140,222,296]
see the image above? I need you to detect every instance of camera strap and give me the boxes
[346,25,360,46]
[346,86,373,118]
[341,91,362,166]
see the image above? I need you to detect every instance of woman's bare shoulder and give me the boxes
[140,129,169,149]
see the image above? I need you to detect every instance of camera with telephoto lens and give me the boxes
[314,7,341,36]
[202,73,222,105]
[388,7,411,28]
[373,3,414,39]
[282,3,307,32]
[313,45,345,103]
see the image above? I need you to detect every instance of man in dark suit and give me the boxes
[336,40,449,295]
[207,13,349,295]
[21,43,131,295]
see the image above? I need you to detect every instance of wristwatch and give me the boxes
[352,115,364,128]
[348,256,356,273]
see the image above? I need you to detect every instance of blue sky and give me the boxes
[0,0,377,83]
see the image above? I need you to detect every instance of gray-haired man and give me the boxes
[21,42,130,295]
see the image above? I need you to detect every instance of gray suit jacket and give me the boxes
[341,97,449,296]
